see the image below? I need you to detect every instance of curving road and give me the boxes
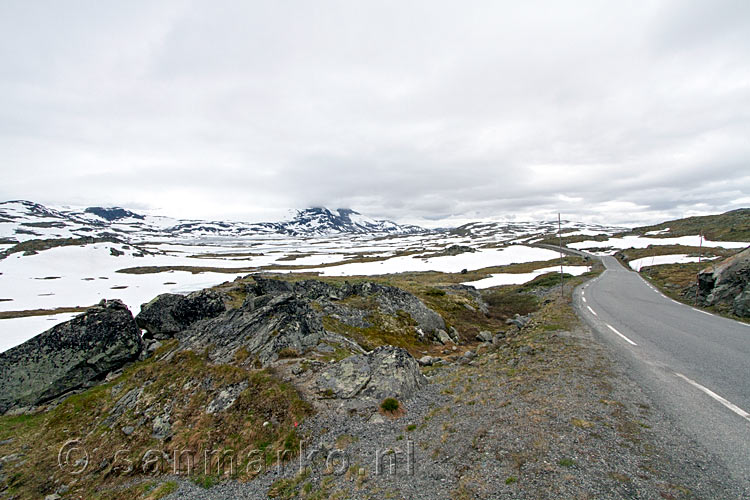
[574,255,750,494]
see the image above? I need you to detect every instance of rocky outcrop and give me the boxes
[253,277,446,336]
[178,293,330,365]
[0,300,142,414]
[443,245,476,255]
[176,277,446,367]
[315,346,425,402]
[136,289,226,339]
[695,247,750,317]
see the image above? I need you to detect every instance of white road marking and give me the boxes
[691,308,713,316]
[606,324,637,346]
[582,296,587,303]
[674,372,750,423]
[587,306,598,316]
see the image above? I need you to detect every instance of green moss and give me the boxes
[321,311,423,353]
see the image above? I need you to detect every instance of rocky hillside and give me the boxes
[629,208,750,241]
[0,272,470,498]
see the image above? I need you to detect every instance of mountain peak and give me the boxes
[84,206,145,221]
[283,206,415,235]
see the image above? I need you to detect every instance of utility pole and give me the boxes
[695,228,703,306]
[558,213,564,299]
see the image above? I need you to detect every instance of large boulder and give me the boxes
[696,247,750,317]
[315,345,426,402]
[0,300,142,414]
[177,293,328,365]
[136,289,225,339]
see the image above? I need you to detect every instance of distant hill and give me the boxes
[629,208,750,241]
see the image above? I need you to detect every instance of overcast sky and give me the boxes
[1,0,749,227]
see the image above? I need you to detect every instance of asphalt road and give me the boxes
[575,255,750,494]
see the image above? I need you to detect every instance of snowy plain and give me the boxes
[569,235,748,252]
[306,245,561,277]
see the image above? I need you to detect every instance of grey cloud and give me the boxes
[0,0,748,227]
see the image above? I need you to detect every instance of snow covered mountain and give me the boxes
[0,201,426,243]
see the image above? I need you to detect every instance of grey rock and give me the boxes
[443,245,477,255]
[448,326,461,343]
[734,289,750,317]
[206,382,248,414]
[256,277,446,335]
[44,495,61,500]
[418,355,436,366]
[146,340,162,354]
[435,329,453,345]
[107,388,142,423]
[175,277,445,365]
[121,426,135,436]
[695,247,750,317]
[136,289,226,339]
[178,293,327,366]
[316,346,426,402]
[492,332,506,346]
[506,314,531,328]
[152,415,172,441]
[135,293,184,337]
[476,330,493,342]
[0,300,142,415]
[445,284,490,315]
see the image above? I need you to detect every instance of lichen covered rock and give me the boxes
[695,247,750,317]
[315,345,425,402]
[136,289,226,339]
[0,299,142,414]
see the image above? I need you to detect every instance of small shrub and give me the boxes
[380,398,400,412]
[425,288,446,297]
[505,476,517,484]
[558,458,576,467]
[405,424,417,432]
